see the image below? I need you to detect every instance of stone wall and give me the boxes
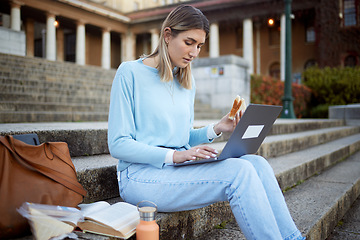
[192,55,250,115]
[329,104,360,126]
[0,27,26,56]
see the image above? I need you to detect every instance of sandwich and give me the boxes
[229,95,246,120]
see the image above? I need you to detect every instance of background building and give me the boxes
[1,0,359,77]
[0,0,359,123]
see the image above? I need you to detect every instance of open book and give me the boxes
[76,201,140,239]
[18,201,140,239]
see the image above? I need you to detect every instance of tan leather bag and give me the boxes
[0,135,87,239]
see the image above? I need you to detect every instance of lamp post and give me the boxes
[281,0,296,118]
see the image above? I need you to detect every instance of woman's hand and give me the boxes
[173,146,218,164]
[213,110,243,135]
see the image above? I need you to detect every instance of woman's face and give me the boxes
[165,28,206,69]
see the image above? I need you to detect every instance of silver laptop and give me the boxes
[170,104,283,166]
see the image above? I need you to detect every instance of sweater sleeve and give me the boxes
[107,63,168,169]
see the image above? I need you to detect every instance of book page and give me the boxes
[83,202,139,233]
[28,207,74,240]
[79,201,111,216]
[18,202,82,227]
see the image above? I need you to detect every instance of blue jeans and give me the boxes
[118,155,305,240]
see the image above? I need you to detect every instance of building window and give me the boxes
[65,33,75,62]
[34,39,43,58]
[304,59,317,69]
[306,27,316,42]
[342,0,359,26]
[236,27,243,49]
[344,54,358,66]
[269,62,280,79]
[0,13,10,28]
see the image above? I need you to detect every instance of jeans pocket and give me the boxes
[126,163,148,180]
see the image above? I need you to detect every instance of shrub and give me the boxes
[302,66,360,118]
[308,104,330,118]
[303,66,360,106]
[251,75,312,118]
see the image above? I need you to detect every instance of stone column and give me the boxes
[56,27,64,61]
[102,28,111,69]
[243,18,254,75]
[46,12,56,61]
[280,14,286,81]
[209,22,219,58]
[122,30,135,62]
[150,28,159,52]
[76,21,86,65]
[25,18,34,57]
[10,0,22,31]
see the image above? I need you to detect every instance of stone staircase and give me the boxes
[1,118,360,240]
[194,99,223,120]
[0,53,115,123]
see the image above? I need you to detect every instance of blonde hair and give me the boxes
[146,5,209,89]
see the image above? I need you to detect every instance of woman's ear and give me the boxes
[164,27,172,44]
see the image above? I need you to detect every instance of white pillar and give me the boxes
[123,30,135,62]
[150,29,159,52]
[46,13,56,61]
[102,28,111,69]
[76,21,86,65]
[209,22,220,58]
[280,14,286,81]
[10,1,21,31]
[243,18,254,75]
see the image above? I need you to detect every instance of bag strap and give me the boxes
[8,135,77,173]
[0,136,87,197]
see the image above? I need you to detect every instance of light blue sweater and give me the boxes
[108,59,212,171]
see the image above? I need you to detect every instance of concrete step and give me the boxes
[74,154,119,203]
[326,193,360,239]
[194,111,224,120]
[195,119,345,142]
[0,122,109,154]
[207,125,360,158]
[0,101,108,112]
[71,131,360,204]
[14,140,360,240]
[194,101,223,120]
[269,133,360,190]
[198,150,360,240]
[0,92,110,104]
[0,66,114,87]
[0,111,109,123]
[71,133,360,239]
[0,82,111,95]
[6,120,360,239]
[0,119,351,156]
